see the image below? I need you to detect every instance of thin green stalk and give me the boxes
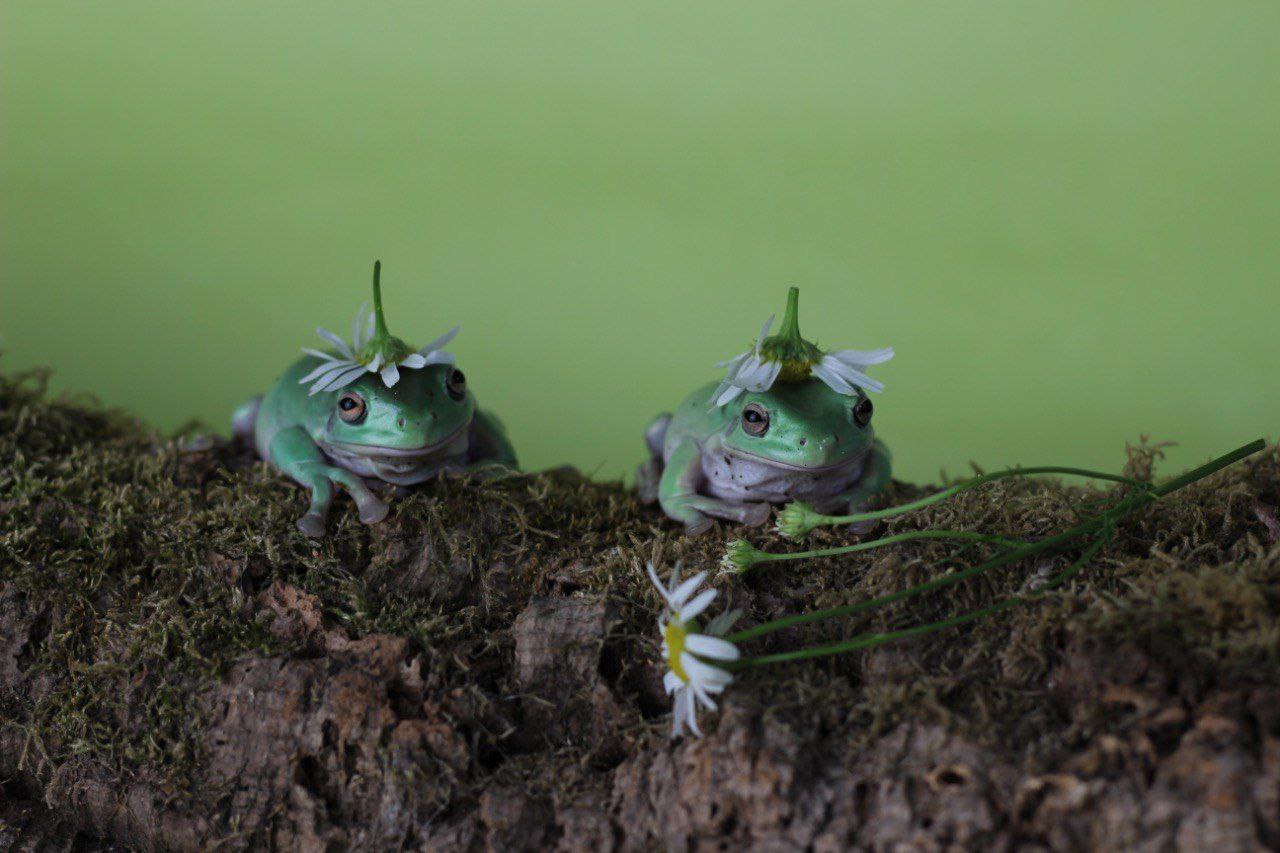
[732,531,1111,669]
[728,439,1263,644]
[370,260,390,339]
[802,466,1155,528]
[748,529,1023,564]
[727,524,1083,643]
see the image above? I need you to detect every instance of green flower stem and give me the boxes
[731,530,1112,669]
[799,466,1156,529]
[746,529,1024,566]
[370,260,390,341]
[777,286,802,340]
[727,438,1263,646]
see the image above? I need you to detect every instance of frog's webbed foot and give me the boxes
[665,495,771,536]
[295,465,389,538]
[635,458,662,505]
[830,487,881,535]
[364,479,404,497]
[684,516,715,537]
[741,501,772,528]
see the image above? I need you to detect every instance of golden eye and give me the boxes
[741,403,770,437]
[337,391,366,424]
[446,368,467,401]
[852,396,873,428]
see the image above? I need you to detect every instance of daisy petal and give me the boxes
[315,327,354,358]
[735,358,782,393]
[715,384,746,407]
[811,361,856,395]
[714,351,749,371]
[685,634,740,661]
[352,303,370,350]
[691,687,717,714]
[299,358,349,384]
[669,572,709,609]
[827,347,894,367]
[754,314,775,355]
[423,350,456,366]
[418,326,461,355]
[683,689,702,737]
[380,363,401,387]
[647,563,678,609]
[305,360,359,393]
[314,363,367,394]
[818,356,884,394]
[400,353,427,369]
[705,609,742,637]
[301,348,340,363]
[682,654,732,687]
[678,588,717,622]
[663,671,683,694]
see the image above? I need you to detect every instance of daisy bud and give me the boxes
[720,539,763,575]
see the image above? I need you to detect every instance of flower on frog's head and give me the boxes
[647,561,741,738]
[299,261,459,395]
[710,287,893,408]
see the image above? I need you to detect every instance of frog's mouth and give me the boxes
[325,422,468,459]
[726,444,868,473]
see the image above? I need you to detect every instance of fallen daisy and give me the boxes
[710,286,893,407]
[647,562,741,738]
[299,261,459,395]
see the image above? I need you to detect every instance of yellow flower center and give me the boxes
[663,619,690,683]
[776,358,816,383]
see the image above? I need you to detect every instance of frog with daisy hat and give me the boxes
[234,261,517,537]
[637,287,892,535]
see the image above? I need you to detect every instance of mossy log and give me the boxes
[1,369,1278,850]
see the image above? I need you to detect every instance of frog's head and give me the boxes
[719,378,875,469]
[319,363,474,455]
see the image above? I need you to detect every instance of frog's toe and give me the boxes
[743,502,772,528]
[358,498,390,525]
[684,517,715,537]
[635,459,661,504]
[297,513,327,539]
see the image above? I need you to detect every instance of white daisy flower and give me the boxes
[709,287,892,407]
[647,562,741,738]
[298,261,460,395]
[710,314,781,408]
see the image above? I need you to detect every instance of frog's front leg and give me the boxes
[463,409,519,476]
[832,438,892,518]
[268,427,389,537]
[658,439,771,536]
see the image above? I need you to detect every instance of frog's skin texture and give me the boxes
[637,379,889,535]
[234,358,516,537]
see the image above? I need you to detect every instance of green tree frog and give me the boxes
[638,288,891,535]
[234,262,516,537]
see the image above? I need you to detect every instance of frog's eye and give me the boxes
[852,395,873,428]
[446,369,467,401]
[337,391,367,424]
[741,403,770,437]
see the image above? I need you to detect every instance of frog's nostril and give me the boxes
[397,418,406,428]
[798,438,807,446]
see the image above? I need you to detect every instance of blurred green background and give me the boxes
[3,2,1277,484]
